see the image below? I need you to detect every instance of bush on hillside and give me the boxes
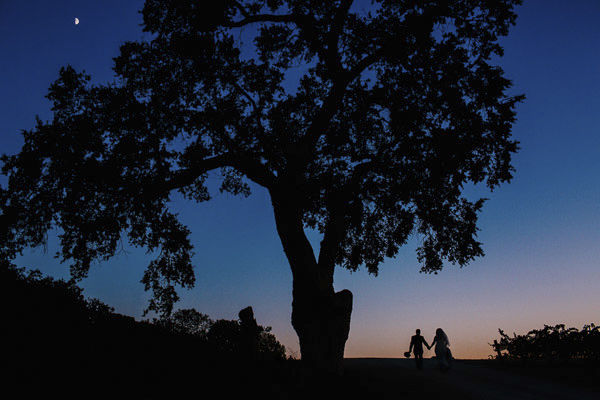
[2,261,287,371]
[491,323,600,364]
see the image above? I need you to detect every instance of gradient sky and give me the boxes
[1,0,599,359]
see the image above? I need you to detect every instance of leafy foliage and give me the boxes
[1,0,523,314]
[157,307,287,360]
[2,260,290,397]
[3,259,287,366]
[157,307,214,337]
[206,318,287,360]
[491,324,600,363]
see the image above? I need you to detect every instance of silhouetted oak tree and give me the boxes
[1,0,523,372]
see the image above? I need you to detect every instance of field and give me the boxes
[6,352,600,398]
[338,358,600,399]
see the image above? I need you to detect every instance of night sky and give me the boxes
[1,0,599,359]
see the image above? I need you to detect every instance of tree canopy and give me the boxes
[1,0,523,315]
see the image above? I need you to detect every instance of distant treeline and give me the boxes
[2,260,289,397]
[490,324,600,364]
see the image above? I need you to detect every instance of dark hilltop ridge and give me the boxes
[3,259,599,399]
[2,260,292,398]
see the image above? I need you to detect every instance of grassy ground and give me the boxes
[256,358,600,400]
[464,358,600,390]
[340,358,600,400]
[7,357,600,399]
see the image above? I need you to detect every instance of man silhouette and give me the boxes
[408,329,430,370]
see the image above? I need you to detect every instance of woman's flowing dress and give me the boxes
[435,335,450,369]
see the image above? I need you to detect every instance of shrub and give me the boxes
[491,323,600,364]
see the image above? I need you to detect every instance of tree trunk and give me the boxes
[292,285,353,374]
[271,190,353,374]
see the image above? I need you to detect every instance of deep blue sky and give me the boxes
[1,0,599,358]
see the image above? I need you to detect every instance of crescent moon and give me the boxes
[75,18,79,25]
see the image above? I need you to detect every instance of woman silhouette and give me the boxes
[428,328,452,371]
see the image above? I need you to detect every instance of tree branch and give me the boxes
[317,160,374,272]
[162,154,234,192]
[291,46,389,173]
[232,82,258,112]
[348,47,385,80]
[224,13,298,28]
[317,197,348,276]
[155,153,275,195]
[324,0,353,76]
[232,1,251,19]
[234,158,276,188]
[224,10,324,59]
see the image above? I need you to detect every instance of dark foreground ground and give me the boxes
[341,358,600,400]
[8,357,600,399]
[210,357,600,400]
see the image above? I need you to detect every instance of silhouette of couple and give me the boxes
[406,328,452,371]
